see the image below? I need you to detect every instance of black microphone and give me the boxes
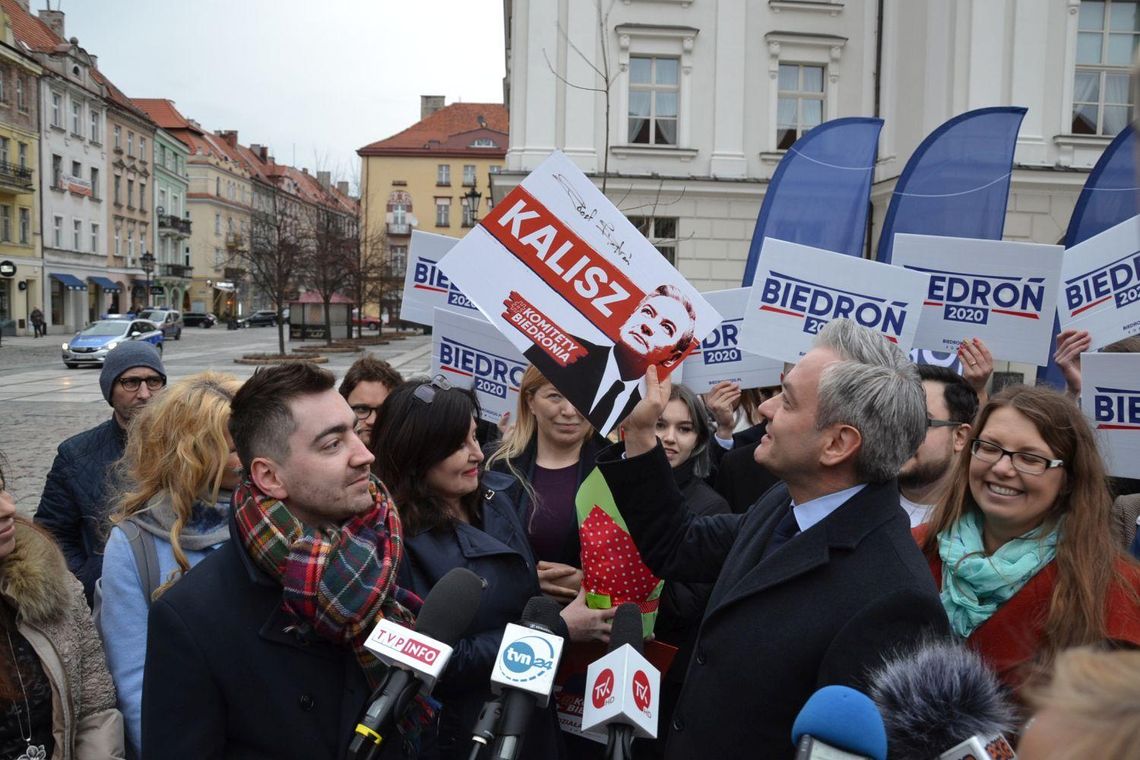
[349,567,485,760]
[869,640,1016,759]
[486,596,566,760]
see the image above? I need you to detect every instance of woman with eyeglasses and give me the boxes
[98,372,243,755]
[915,385,1140,698]
[484,365,610,604]
[371,376,610,760]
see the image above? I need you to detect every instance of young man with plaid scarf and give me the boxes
[141,363,421,759]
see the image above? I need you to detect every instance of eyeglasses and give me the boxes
[351,404,384,421]
[117,375,166,392]
[969,438,1063,476]
[926,418,962,429]
[413,374,452,405]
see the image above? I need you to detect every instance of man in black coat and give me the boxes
[35,341,166,603]
[596,318,950,759]
[524,283,696,432]
[142,364,407,759]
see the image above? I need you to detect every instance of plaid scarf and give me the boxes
[233,477,422,687]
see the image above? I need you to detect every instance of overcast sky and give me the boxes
[53,0,506,189]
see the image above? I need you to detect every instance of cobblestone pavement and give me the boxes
[0,326,433,513]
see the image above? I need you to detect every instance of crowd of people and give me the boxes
[0,319,1138,758]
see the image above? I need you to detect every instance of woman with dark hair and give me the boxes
[916,385,1140,698]
[649,384,730,757]
[484,365,609,603]
[371,376,610,760]
[0,459,124,758]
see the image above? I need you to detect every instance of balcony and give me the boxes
[0,161,33,192]
[157,214,192,236]
[224,266,246,281]
[161,263,194,279]
[387,222,410,236]
[224,232,245,250]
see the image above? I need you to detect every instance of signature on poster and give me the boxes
[553,173,631,266]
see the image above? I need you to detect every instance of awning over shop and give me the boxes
[87,276,121,293]
[49,273,86,291]
[212,282,235,292]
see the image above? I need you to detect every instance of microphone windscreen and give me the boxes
[869,640,1014,760]
[520,594,564,633]
[609,602,643,655]
[415,567,485,644]
[791,685,887,760]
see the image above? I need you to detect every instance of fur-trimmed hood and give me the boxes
[0,519,73,627]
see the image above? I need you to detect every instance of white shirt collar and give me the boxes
[590,349,639,432]
[791,484,867,532]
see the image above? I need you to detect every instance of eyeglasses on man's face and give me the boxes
[969,438,1063,476]
[117,375,166,392]
[351,404,384,421]
[413,374,453,405]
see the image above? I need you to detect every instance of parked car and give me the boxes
[239,310,279,327]
[351,311,382,330]
[136,309,183,340]
[182,311,218,328]
[61,319,163,368]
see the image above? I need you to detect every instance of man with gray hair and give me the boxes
[596,318,950,759]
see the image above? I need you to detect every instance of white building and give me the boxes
[496,0,1130,292]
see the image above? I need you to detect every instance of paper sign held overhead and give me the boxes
[437,150,720,434]
[741,238,930,363]
[1081,352,1140,480]
[893,234,1064,366]
[1058,215,1140,351]
[431,308,528,425]
[400,230,480,326]
[681,288,784,391]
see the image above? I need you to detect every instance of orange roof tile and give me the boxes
[91,70,154,125]
[0,0,64,53]
[132,99,194,131]
[358,102,508,157]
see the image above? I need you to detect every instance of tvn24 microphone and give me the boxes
[791,685,887,760]
[349,566,485,760]
[485,595,566,760]
[869,640,1017,760]
[581,602,659,760]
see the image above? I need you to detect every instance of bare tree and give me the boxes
[301,203,356,346]
[343,223,389,337]
[236,186,304,355]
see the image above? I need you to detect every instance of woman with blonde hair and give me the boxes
[485,364,608,600]
[98,371,243,755]
[1018,647,1140,759]
[916,385,1140,697]
[0,458,124,758]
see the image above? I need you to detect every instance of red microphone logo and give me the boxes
[632,670,652,712]
[592,668,615,709]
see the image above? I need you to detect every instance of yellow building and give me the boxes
[357,96,507,323]
[0,9,41,336]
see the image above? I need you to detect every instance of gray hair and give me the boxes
[812,319,925,483]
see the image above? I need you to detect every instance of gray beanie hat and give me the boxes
[99,341,166,404]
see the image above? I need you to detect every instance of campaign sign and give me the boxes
[399,230,480,326]
[437,150,720,434]
[893,234,1064,366]
[1081,353,1140,479]
[1059,215,1140,350]
[431,308,527,424]
[680,288,784,391]
[741,238,930,363]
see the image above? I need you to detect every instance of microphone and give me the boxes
[485,596,567,760]
[581,603,659,760]
[790,685,887,760]
[349,567,485,760]
[869,640,1016,760]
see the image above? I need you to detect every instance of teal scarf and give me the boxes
[938,510,1059,638]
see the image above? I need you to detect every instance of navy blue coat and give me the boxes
[142,517,396,760]
[397,471,566,760]
[597,443,950,760]
[35,417,126,602]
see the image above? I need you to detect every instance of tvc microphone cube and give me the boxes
[363,618,454,692]
[490,622,566,707]
[581,645,660,739]
[938,734,1016,760]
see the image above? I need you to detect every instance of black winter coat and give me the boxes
[34,417,126,603]
[597,443,950,760]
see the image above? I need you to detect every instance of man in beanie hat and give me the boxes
[35,341,167,603]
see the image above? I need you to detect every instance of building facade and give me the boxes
[358,97,508,323]
[499,0,1130,292]
[148,125,192,309]
[0,6,40,336]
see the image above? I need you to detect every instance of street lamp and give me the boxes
[140,250,155,309]
[464,183,482,226]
